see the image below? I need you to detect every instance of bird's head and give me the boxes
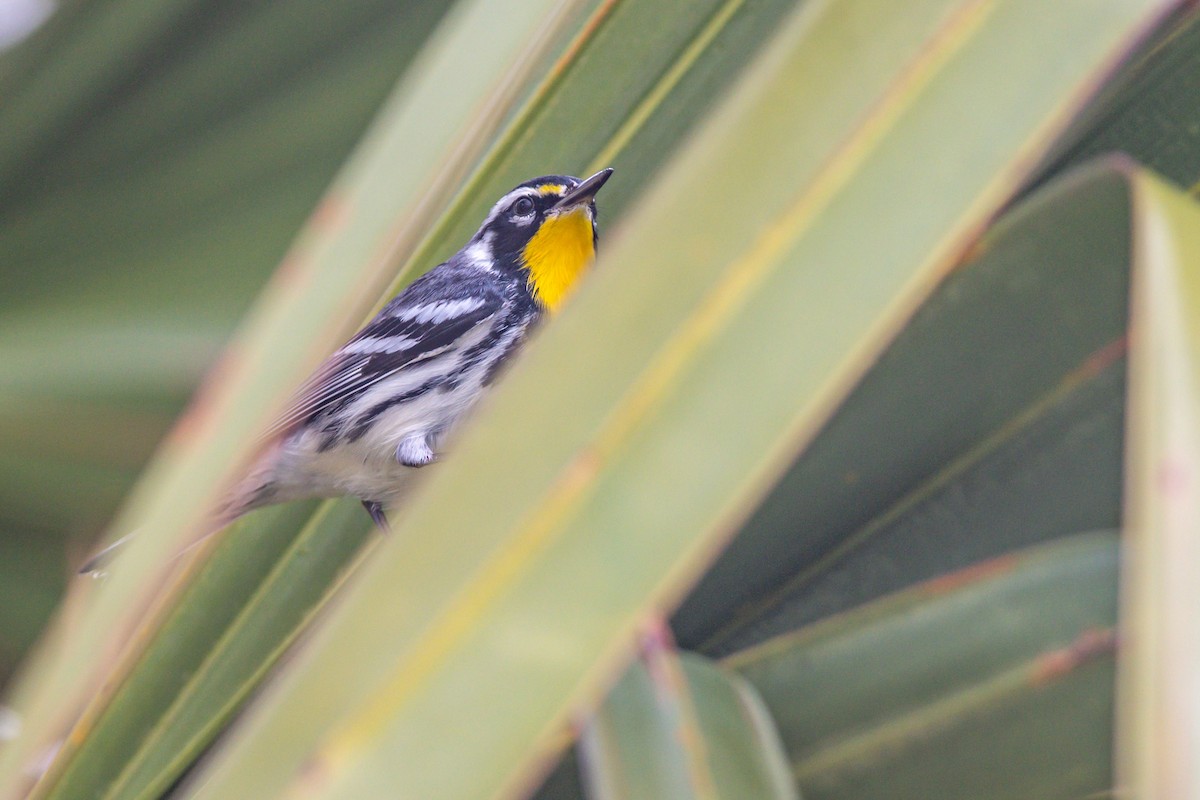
[468,168,613,312]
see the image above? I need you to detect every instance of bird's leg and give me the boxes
[396,433,436,468]
[362,500,390,531]
[366,434,436,531]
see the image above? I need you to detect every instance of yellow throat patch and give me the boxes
[521,207,596,312]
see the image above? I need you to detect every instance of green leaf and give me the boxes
[1118,170,1200,797]
[580,647,798,800]
[679,158,1132,654]
[534,753,588,800]
[729,533,1119,800]
[74,500,369,800]
[1032,6,1200,193]
[177,2,1164,798]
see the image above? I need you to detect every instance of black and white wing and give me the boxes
[263,271,505,442]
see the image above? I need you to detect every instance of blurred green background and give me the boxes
[0,0,454,682]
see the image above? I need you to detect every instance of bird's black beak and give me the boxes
[552,167,613,212]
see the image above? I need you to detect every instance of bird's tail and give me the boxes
[77,521,230,576]
[78,531,140,575]
[77,449,280,576]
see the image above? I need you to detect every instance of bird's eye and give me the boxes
[512,197,535,216]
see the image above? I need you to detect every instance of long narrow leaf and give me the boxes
[729,534,1119,800]
[1118,169,1200,798]
[580,646,797,800]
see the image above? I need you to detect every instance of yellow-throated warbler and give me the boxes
[82,168,613,573]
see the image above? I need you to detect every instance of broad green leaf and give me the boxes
[729,533,1119,800]
[181,2,1165,798]
[580,648,798,800]
[1118,171,1200,797]
[678,159,1131,653]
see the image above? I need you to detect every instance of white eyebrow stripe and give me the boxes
[478,186,552,230]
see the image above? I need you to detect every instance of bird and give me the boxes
[81,168,613,574]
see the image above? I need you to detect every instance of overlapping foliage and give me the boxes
[1,1,1198,798]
